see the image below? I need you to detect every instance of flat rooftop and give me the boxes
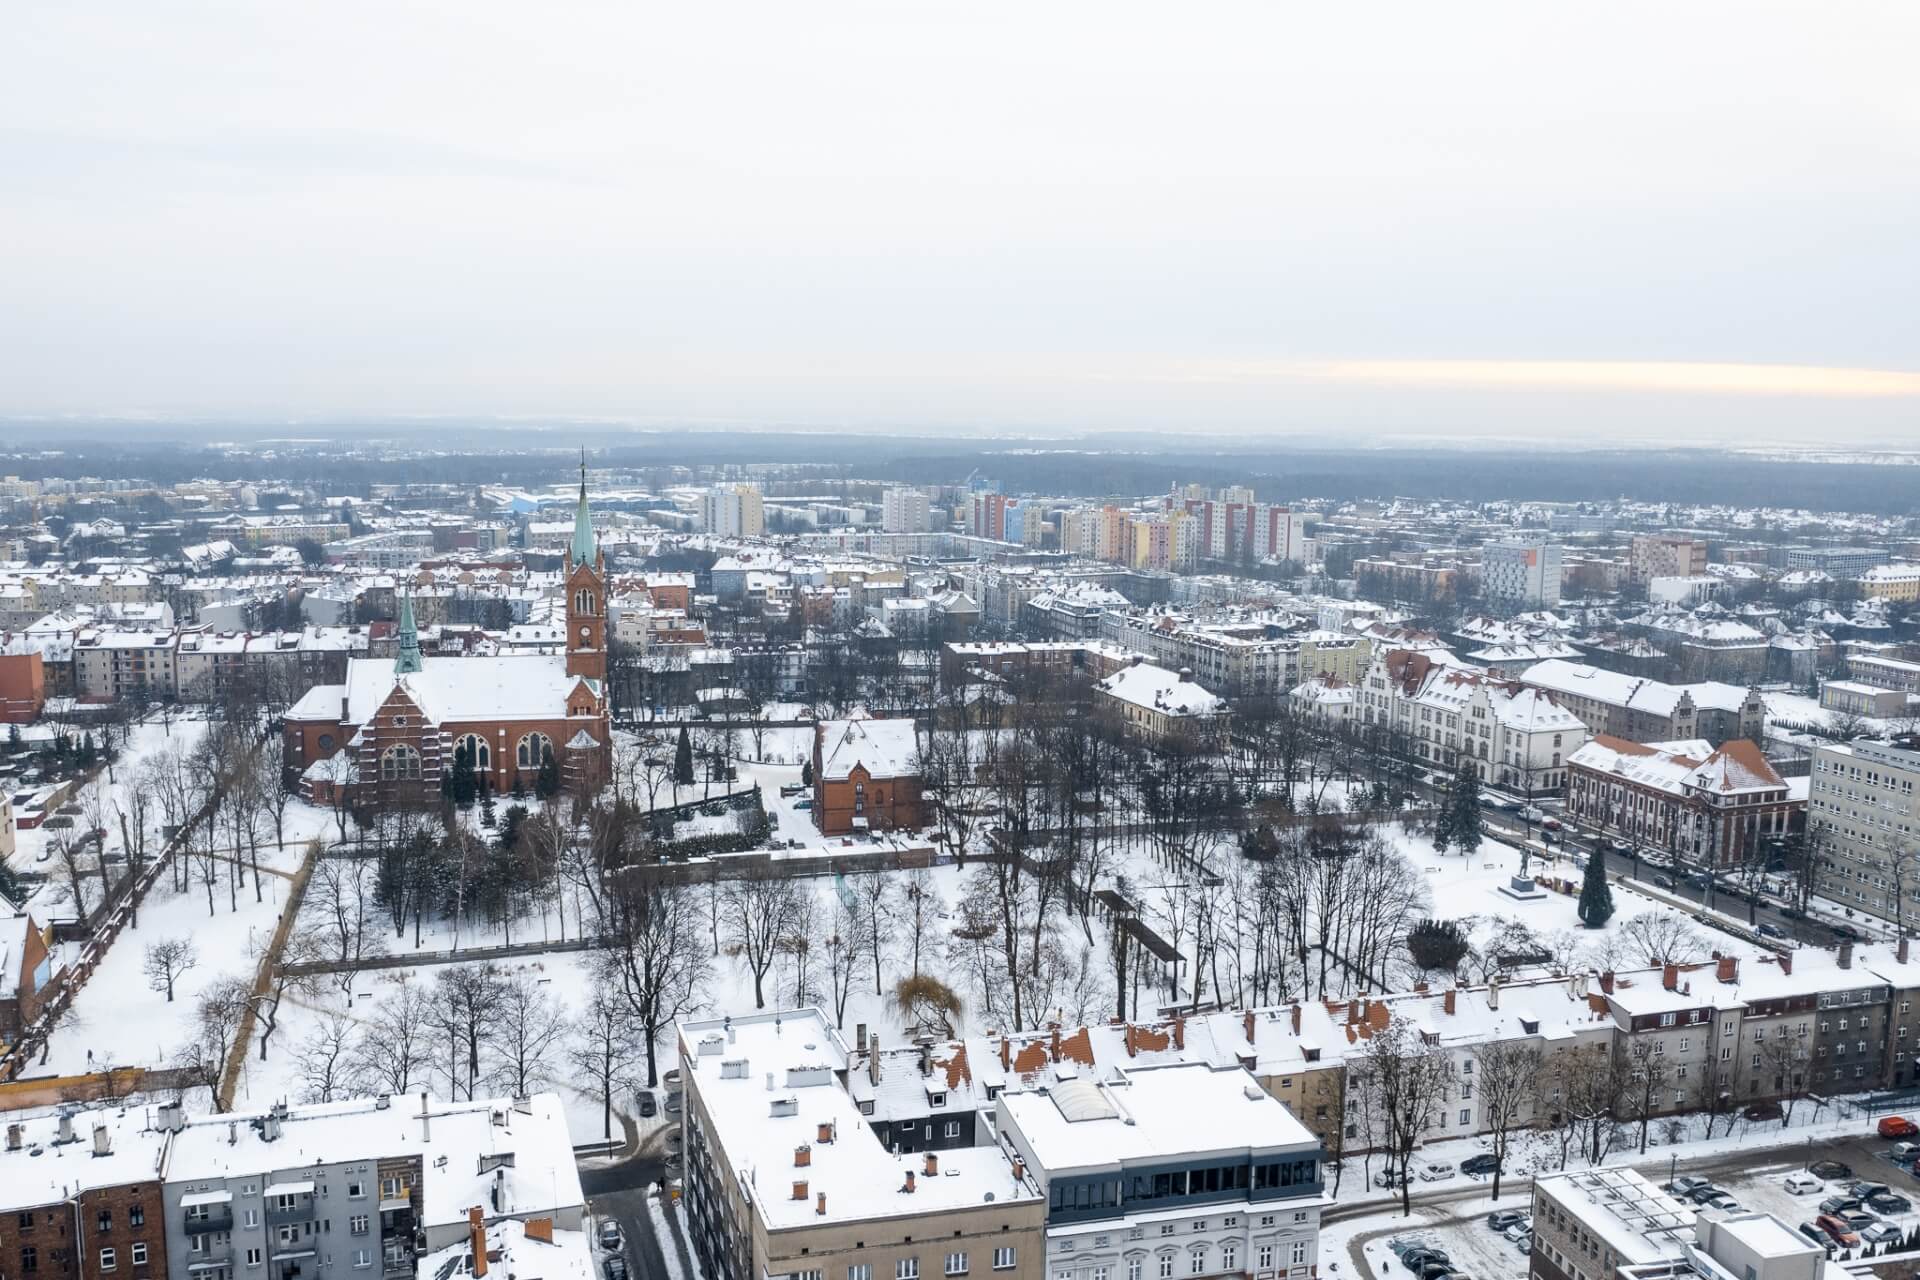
[680,1010,1038,1232]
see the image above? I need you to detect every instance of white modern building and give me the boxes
[882,488,934,534]
[700,485,765,538]
[1483,539,1564,608]
[995,1062,1324,1280]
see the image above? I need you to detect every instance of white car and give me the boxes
[1784,1174,1824,1195]
[1518,805,1546,822]
[1419,1162,1456,1182]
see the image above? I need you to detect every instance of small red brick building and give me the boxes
[811,716,923,835]
[0,638,46,723]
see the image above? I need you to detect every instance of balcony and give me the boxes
[184,1208,235,1235]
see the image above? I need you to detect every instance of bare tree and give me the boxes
[722,874,802,1010]
[1354,1015,1456,1216]
[349,981,432,1095]
[251,929,325,1061]
[142,936,199,1002]
[430,966,507,1101]
[487,976,567,1096]
[568,989,642,1142]
[821,889,872,1029]
[598,870,710,1088]
[306,853,384,997]
[1623,1037,1676,1154]
[1473,1039,1542,1201]
[295,1010,358,1104]
[175,975,251,1111]
[1618,912,1707,967]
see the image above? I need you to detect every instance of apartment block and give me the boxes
[1629,534,1708,584]
[1807,736,1920,926]
[677,1010,1045,1280]
[1482,540,1563,608]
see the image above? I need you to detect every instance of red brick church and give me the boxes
[287,465,613,805]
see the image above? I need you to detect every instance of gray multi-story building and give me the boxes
[1807,736,1920,926]
[1482,540,1564,608]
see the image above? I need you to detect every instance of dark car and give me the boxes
[1743,1100,1784,1122]
[1796,1223,1834,1253]
[605,1260,629,1280]
[1819,1196,1861,1217]
[637,1090,658,1118]
[1850,1182,1890,1200]
[1488,1210,1527,1231]
[1688,1185,1728,1205]
[1462,1154,1502,1177]
[1811,1161,1855,1181]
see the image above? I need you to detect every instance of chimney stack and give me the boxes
[1124,1025,1136,1058]
[999,1036,1011,1072]
[816,1192,827,1217]
[1662,963,1679,991]
[924,1153,939,1177]
[792,1180,809,1201]
[1290,1004,1302,1035]
[1779,953,1793,976]
[817,1122,835,1144]
[421,1091,431,1143]
[1599,970,1615,994]
[1840,942,1854,970]
[469,1207,487,1278]
[1244,1011,1256,1045]
[869,1032,882,1087]
[903,1171,917,1195]
[795,1145,811,1168]
[1173,1016,1185,1050]
[1049,1026,1061,1063]
[92,1123,111,1157]
[4,1123,19,1151]
[1487,978,1500,1011]
[1443,989,1456,1016]
[1717,956,1737,983]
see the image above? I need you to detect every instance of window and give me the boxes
[1291,1244,1308,1268]
[944,1121,961,1139]
[1159,1258,1174,1280]
[246,1250,263,1269]
[99,1250,117,1272]
[929,1092,947,1108]
[1092,1270,1109,1280]
[128,1207,144,1229]
[992,1251,1015,1272]
[350,1216,369,1236]
[1459,1108,1471,1125]
[1193,1223,1206,1233]
[21,1248,36,1273]
[381,1178,402,1198]
[1128,1262,1142,1280]
[244,1210,258,1229]
[1257,1248,1273,1271]
[131,1245,147,1267]
[854,1268,875,1280]
[946,1255,969,1276]
[457,735,490,771]
[380,745,421,781]
[899,1261,920,1280]
[1161,1226,1176,1238]
[1221,1247,1236,1272]
[348,1182,366,1199]
[1189,1250,1205,1275]
[517,733,553,769]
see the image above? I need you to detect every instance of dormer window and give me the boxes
[928,1091,946,1108]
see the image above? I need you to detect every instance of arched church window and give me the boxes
[380,745,421,781]
[574,589,596,615]
[459,734,490,771]
[517,732,553,769]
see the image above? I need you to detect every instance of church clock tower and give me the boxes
[564,454,607,682]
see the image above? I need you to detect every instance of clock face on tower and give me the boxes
[580,626,592,640]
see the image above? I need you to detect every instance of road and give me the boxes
[580,1102,684,1280]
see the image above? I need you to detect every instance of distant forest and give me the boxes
[0,423,1914,514]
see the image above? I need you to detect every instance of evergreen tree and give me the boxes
[1450,767,1484,859]
[6,723,19,753]
[536,751,561,801]
[674,725,695,787]
[801,759,813,787]
[479,782,497,828]
[448,743,479,810]
[1578,844,1615,927]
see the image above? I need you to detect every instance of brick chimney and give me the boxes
[1173,1016,1185,1050]
[1125,1025,1136,1058]
[1840,942,1854,970]
[795,1145,811,1168]
[1000,1036,1010,1071]
[1443,989,1456,1016]
[817,1192,827,1216]
[1779,953,1793,976]
[468,1208,487,1278]
[924,1153,939,1177]
[1244,1011,1256,1045]
[1347,1000,1361,1026]
[1717,956,1737,984]
[1049,1026,1061,1063]
[792,1180,809,1201]
[1662,963,1679,991]
[903,1171,917,1195]
[524,1219,553,1244]
[1600,970,1615,994]
[1290,1004,1302,1035]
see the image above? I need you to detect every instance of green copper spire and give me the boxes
[394,588,423,675]
[571,449,596,565]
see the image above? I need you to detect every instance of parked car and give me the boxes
[1419,1162,1456,1182]
[1688,1185,1728,1205]
[1784,1174,1824,1195]
[1512,1237,1532,1256]
[779,782,808,797]
[1374,1168,1409,1189]
[1849,1182,1889,1200]
[1880,1116,1920,1140]
[1815,1215,1860,1248]
[1810,1161,1854,1181]
[1488,1211,1527,1232]
[1758,923,1786,939]
[1744,1100,1785,1122]
[1818,1196,1861,1217]
[1518,805,1545,822]
[1892,1142,1920,1164]
[1667,1176,1712,1197]
[637,1090,658,1118]
[1702,1193,1743,1213]
[1863,1222,1904,1245]
[598,1221,623,1251]
[1541,817,1563,832]
[1842,1211,1876,1232]
[605,1259,629,1280]
[792,798,813,810]
[1502,1224,1531,1244]
[1796,1223,1834,1253]
[1462,1154,1502,1177]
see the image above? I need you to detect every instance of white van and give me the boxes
[1784,1173,1823,1195]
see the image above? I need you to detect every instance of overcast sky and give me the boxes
[4,2,1917,445]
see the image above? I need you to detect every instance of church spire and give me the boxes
[571,449,596,566]
[394,587,423,675]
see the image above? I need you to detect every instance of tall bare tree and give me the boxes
[487,976,568,1096]
[1473,1039,1543,1200]
[723,874,802,1010]
[142,936,199,1002]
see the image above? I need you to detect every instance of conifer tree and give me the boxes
[1578,844,1615,927]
